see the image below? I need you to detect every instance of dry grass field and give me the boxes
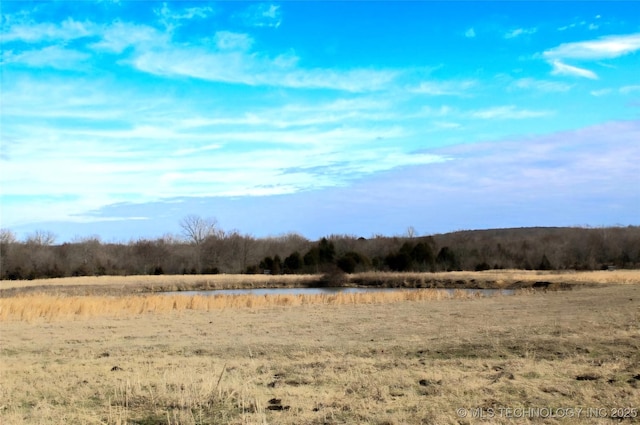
[1,272,639,424]
[2,269,640,295]
[0,274,321,296]
[350,269,640,286]
[0,289,472,322]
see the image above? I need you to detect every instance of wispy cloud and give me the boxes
[411,80,476,96]
[2,125,449,225]
[432,120,640,195]
[178,98,396,129]
[541,33,640,80]
[2,15,397,92]
[544,33,640,60]
[1,70,441,227]
[90,22,167,53]
[213,31,254,51]
[620,85,640,95]
[504,27,537,39]
[238,3,282,28]
[154,2,215,30]
[2,46,90,69]
[557,15,602,32]
[131,47,398,91]
[470,105,552,120]
[3,1,639,238]
[1,15,393,92]
[1,17,98,42]
[549,60,598,79]
[433,121,462,129]
[510,78,573,93]
[590,88,613,97]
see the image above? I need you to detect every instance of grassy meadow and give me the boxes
[0,272,639,424]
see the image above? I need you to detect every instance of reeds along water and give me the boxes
[0,289,484,322]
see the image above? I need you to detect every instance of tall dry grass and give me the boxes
[0,273,321,291]
[350,269,640,285]
[0,289,483,322]
[5,270,640,292]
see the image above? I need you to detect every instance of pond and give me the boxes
[164,287,515,297]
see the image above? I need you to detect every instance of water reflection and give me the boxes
[164,287,514,296]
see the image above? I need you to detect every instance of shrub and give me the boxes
[385,252,413,271]
[337,256,357,273]
[436,247,459,271]
[283,251,302,273]
[475,262,491,271]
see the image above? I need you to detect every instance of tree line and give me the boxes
[1,220,639,280]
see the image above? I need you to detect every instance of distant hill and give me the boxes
[427,226,640,271]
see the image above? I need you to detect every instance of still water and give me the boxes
[164,287,514,296]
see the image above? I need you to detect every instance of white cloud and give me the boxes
[620,85,640,94]
[2,45,90,69]
[505,27,537,39]
[1,71,439,229]
[433,121,461,129]
[510,78,573,93]
[541,33,640,79]
[543,33,640,60]
[178,98,395,130]
[213,31,254,51]
[280,68,399,92]
[3,13,395,92]
[90,22,167,53]
[1,17,98,42]
[1,118,448,226]
[154,2,215,30]
[549,60,598,79]
[470,105,552,120]
[590,89,612,97]
[393,121,640,214]
[557,24,576,31]
[411,80,476,96]
[132,47,398,92]
[239,3,282,28]
[557,16,604,32]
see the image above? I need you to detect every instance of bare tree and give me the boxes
[26,229,57,246]
[179,215,220,245]
[0,228,17,244]
[179,215,224,273]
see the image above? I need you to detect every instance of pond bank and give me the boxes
[344,273,574,291]
[0,270,586,297]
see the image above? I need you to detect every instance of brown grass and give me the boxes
[2,269,639,294]
[1,271,639,423]
[348,269,640,286]
[1,284,638,424]
[0,273,321,292]
[0,289,477,322]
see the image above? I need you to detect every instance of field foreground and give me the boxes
[1,283,639,424]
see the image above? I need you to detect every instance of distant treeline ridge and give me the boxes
[1,225,639,280]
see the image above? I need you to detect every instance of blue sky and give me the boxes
[1,1,639,242]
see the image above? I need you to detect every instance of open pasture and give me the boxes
[0,274,639,424]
